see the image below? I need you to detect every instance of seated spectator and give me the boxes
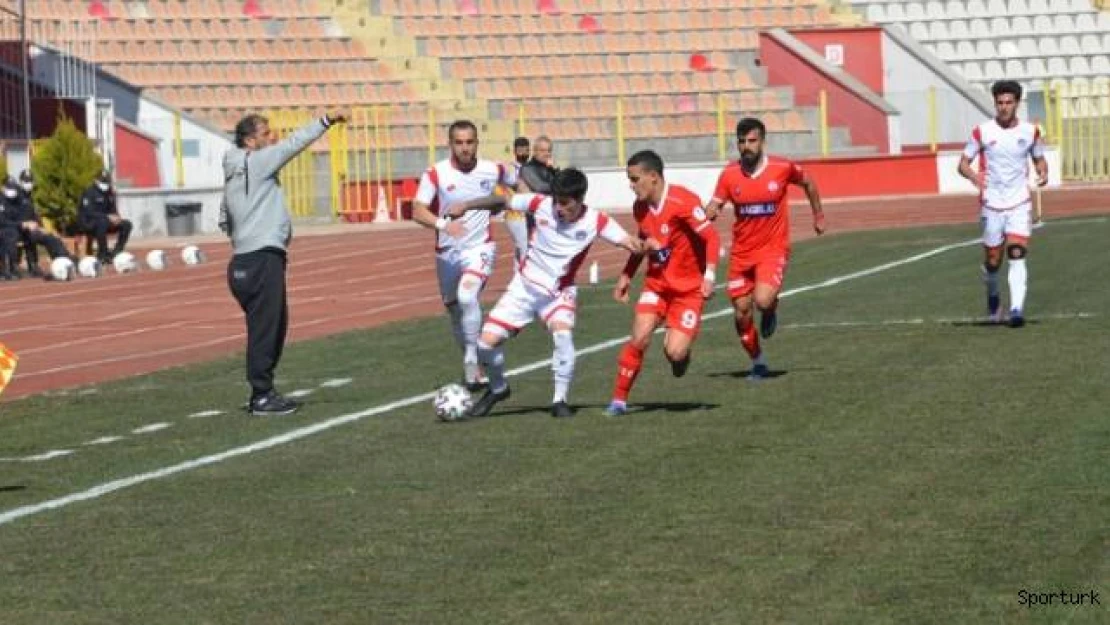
[13,170,73,277]
[0,177,22,280]
[78,170,132,263]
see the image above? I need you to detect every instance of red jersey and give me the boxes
[712,156,804,256]
[631,183,719,294]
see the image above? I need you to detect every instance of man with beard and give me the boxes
[704,118,826,379]
[412,120,517,391]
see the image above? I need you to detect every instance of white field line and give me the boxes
[0,218,1102,526]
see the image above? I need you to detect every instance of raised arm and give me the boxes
[251,113,345,181]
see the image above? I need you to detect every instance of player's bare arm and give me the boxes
[957,155,984,191]
[1033,156,1048,186]
[704,198,725,221]
[614,248,646,304]
[692,217,721,298]
[413,200,466,239]
[797,175,826,235]
[446,195,510,218]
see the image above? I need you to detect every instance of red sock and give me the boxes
[612,342,644,402]
[734,316,761,359]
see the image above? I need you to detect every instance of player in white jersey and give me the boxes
[412,120,517,389]
[443,168,644,418]
[958,80,1047,328]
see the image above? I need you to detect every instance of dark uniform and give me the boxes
[78,171,132,262]
[13,171,71,276]
[0,178,22,280]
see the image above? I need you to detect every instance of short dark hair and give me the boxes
[18,169,32,183]
[551,167,588,201]
[234,114,268,148]
[448,119,478,141]
[513,136,530,148]
[736,117,766,140]
[991,80,1023,101]
[627,149,664,175]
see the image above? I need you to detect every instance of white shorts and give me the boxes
[436,242,496,304]
[981,201,1032,247]
[484,274,577,337]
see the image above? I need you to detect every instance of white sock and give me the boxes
[753,352,767,367]
[551,330,575,404]
[477,339,507,393]
[982,264,1000,299]
[1008,258,1027,312]
[457,280,484,366]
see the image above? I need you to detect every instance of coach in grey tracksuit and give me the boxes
[221,112,345,416]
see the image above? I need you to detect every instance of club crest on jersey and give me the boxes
[1017,138,1027,146]
[575,230,588,241]
[693,207,707,221]
[480,180,493,191]
[768,181,780,192]
[446,184,457,192]
[538,218,551,227]
[660,224,670,235]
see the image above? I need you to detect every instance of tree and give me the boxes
[30,114,104,234]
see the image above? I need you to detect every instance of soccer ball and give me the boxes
[433,383,473,421]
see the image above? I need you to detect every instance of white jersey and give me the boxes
[963,118,1045,211]
[509,193,628,293]
[416,158,516,251]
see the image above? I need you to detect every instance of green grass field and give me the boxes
[1,217,1107,624]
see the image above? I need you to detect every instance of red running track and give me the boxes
[1,188,1106,400]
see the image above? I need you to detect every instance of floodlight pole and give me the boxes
[19,0,31,144]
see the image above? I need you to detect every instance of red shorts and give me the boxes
[727,250,789,299]
[634,289,705,337]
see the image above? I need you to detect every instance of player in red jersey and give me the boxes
[705,118,826,379]
[605,150,721,416]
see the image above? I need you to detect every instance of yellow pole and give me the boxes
[517,101,525,138]
[352,107,363,215]
[1085,103,1095,181]
[173,111,184,188]
[819,90,829,157]
[329,121,344,216]
[1043,87,1054,145]
[1058,84,1069,180]
[616,96,625,167]
[373,105,383,211]
[716,93,726,160]
[427,105,435,168]
[384,105,394,215]
[927,85,937,153]
[1101,94,1109,179]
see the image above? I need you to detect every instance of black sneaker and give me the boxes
[468,385,510,418]
[670,354,691,378]
[249,392,300,416]
[550,401,574,418]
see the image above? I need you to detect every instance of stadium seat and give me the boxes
[966,0,989,17]
[866,4,887,21]
[1004,59,1025,78]
[925,1,946,18]
[1016,38,1038,57]
[906,2,927,20]
[1010,16,1032,35]
[1060,35,1081,55]
[910,22,931,40]
[969,18,991,38]
[1046,57,1068,76]
[936,41,957,60]
[983,60,1004,80]
[1069,56,1092,76]
[1007,0,1030,13]
[949,19,970,39]
[1092,56,1110,76]
[929,21,951,40]
[956,40,976,60]
[944,0,968,18]
[1026,58,1049,78]
[988,17,1010,37]
[976,40,997,60]
[962,61,984,81]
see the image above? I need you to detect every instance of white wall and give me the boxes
[881,28,993,146]
[117,186,224,239]
[584,163,725,211]
[137,100,231,189]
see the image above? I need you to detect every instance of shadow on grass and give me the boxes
[458,401,721,420]
[706,368,792,380]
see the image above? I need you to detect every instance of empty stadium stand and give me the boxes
[5,0,868,175]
